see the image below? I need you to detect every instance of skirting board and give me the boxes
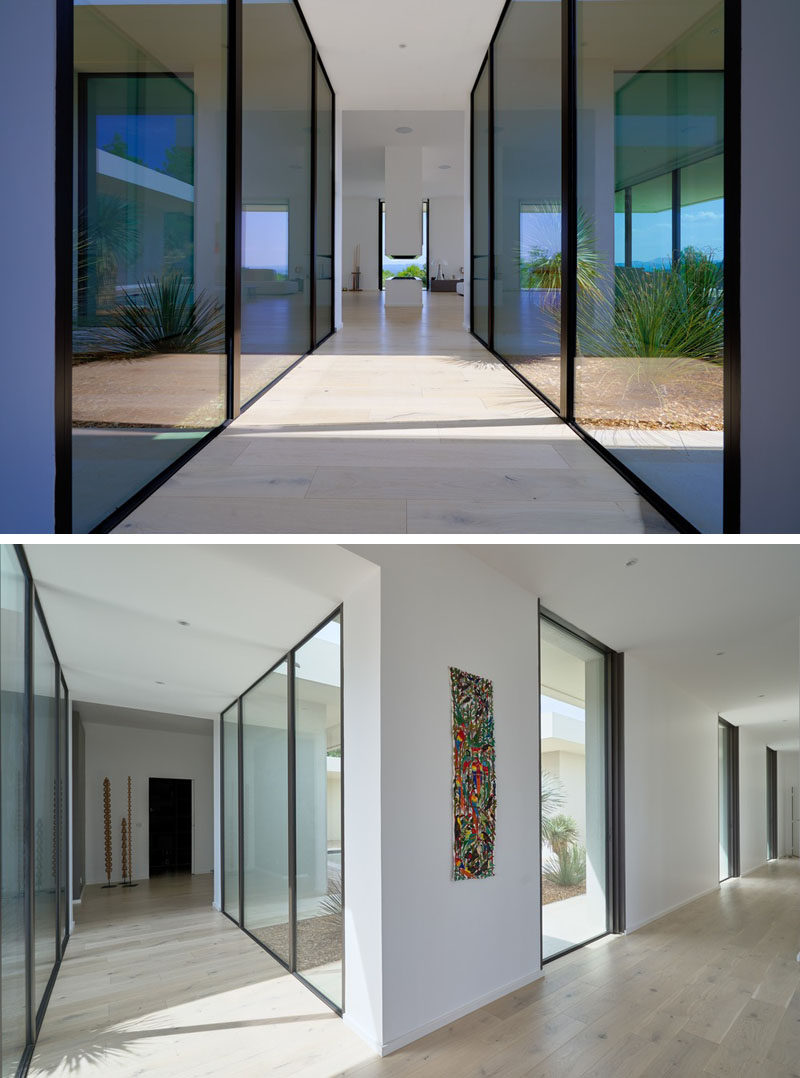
[347,968,545,1057]
[625,883,721,934]
[742,859,769,877]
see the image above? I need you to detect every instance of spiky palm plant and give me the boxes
[106,273,225,356]
[519,204,605,305]
[545,814,580,857]
[543,844,586,887]
[541,769,566,848]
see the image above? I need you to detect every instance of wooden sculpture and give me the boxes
[123,776,137,887]
[102,777,115,887]
[121,817,129,884]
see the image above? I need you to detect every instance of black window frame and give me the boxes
[220,604,344,1015]
[469,0,741,535]
[378,199,430,291]
[766,746,778,861]
[55,0,336,534]
[718,716,740,881]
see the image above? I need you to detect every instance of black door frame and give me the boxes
[766,746,778,860]
[719,717,740,880]
[538,605,625,966]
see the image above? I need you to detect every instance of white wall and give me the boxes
[0,0,56,531]
[429,196,464,281]
[624,656,718,931]
[777,749,799,857]
[341,566,384,1051]
[740,0,800,532]
[343,197,379,293]
[352,546,541,1054]
[738,726,768,875]
[83,718,214,885]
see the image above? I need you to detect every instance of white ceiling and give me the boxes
[469,544,800,751]
[343,110,465,198]
[76,700,213,736]
[25,544,373,721]
[300,0,506,110]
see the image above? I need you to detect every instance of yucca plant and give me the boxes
[543,843,586,887]
[105,273,225,356]
[319,873,343,917]
[544,814,580,857]
[519,204,605,305]
[541,769,566,848]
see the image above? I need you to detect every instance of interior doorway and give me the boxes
[149,777,192,876]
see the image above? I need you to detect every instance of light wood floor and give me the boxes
[29,861,800,1077]
[114,293,673,534]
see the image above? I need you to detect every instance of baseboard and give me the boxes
[626,883,720,934]
[341,1013,382,1056]
[742,859,769,876]
[376,969,544,1056]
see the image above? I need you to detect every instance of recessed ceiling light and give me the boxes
[177,619,190,626]
[395,126,413,134]
[399,43,407,49]
[624,558,638,568]
[439,164,451,170]
[758,694,766,698]
[716,651,725,657]
[155,680,166,685]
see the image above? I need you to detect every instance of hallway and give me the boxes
[29,862,800,1077]
[114,294,673,534]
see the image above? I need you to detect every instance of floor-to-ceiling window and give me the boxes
[66,1,335,532]
[718,717,739,881]
[242,662,290,964]
[221,702,239,922]
[471,0,734,533]
[221,607,343,1012]
[539,610,622,962]
[1,547,28,1078]
[492,0,561,407]
[379,201,429,290]
[0,547,69,1076]
[72,5,228,532]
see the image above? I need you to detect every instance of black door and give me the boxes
[149,778,192,876]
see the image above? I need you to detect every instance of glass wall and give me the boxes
[575,1,725,532]
[540,615,609,962]
[72,3,228,531]
[315,60,334,345]
[221,608,343,1011]
[718,718,738,881]
[1,548,28,1078]
[68,1,335,532]
[472,0,731,532]
[0,547,69,1075]
[240,0,311,405]
[493,0,561,407]
[295,615,342,1006]
[242,663,290,965]
[471,61,491,345]
[222,702,239,921]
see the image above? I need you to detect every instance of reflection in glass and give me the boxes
[574,1,725,531]
[295,616,342,1007]
[33,611,58,1013]
[242,664,290,965]
[241,0,312,406]
[493,0,561,406]
[472,63,490,344]
[72,4,228,531]
[222,703,240,922]
[540,617,607,961]
[1,549,28,1078]
[315,60,334,345]
[59,679,68,950]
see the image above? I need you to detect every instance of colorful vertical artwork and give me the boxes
[451,666,496,880]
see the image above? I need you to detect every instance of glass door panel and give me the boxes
[540,616,608,961]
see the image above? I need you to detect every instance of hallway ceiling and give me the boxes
[25,544,372,721]
[469,544,800,750]
[299,0,506,109]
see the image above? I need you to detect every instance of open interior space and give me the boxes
[2,542,799,1077]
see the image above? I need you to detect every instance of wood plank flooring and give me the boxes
[29,860,800,1077]
[114,293,674,534]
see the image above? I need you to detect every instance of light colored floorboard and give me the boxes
[28,860,800,1078]
[114,293,673,534]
